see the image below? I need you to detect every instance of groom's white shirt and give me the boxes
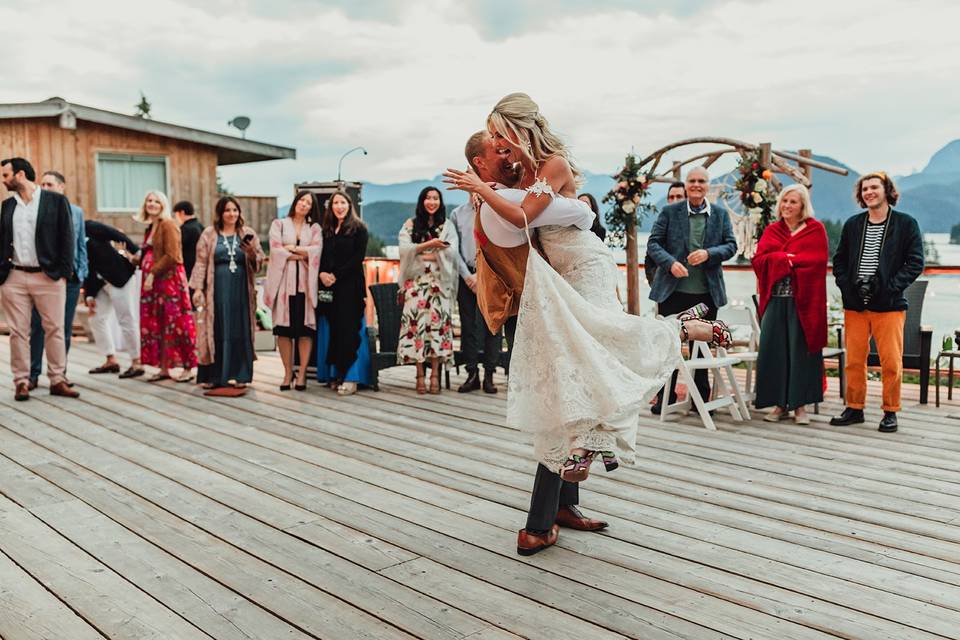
[479,186,595,248]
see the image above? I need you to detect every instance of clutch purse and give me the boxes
[318,289,334,304]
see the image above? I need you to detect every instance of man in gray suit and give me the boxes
[647,167,737,413]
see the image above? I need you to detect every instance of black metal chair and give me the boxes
[367,282,401,391]
[839,280,933,404]
[367,282,449,391]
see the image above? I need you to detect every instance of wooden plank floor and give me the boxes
[1,337,959,640]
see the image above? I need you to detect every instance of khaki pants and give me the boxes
[844,309,905,412]
[1,270,67,386]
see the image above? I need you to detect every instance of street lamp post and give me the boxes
[337,146,368,182]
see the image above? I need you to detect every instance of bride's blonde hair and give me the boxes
[487,92,582,185]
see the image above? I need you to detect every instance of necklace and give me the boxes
[223,233,239,273]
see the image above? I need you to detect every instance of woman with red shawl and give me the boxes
[752,184,828,425]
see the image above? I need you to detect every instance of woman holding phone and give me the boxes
[397,186,459,393]
[190,196,264,391]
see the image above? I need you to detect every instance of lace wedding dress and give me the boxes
[506,181,683,473]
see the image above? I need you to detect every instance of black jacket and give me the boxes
[83,221,140,299]
[832,209,924,312]
[180,217,204,281]
[0,190,75,284]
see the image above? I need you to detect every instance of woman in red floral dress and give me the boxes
[135,191,197,382]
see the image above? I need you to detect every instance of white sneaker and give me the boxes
[337,382,357,396]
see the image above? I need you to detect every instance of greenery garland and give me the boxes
[602,153,658,246]
[735,150,777,243]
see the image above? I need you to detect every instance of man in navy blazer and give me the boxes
[647,167,736,412]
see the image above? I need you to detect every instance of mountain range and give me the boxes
[296,140,960,242]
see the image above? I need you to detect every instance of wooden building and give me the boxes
[0,97,295,238]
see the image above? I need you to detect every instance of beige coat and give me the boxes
[188,226,264,366]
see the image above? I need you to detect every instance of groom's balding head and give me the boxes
[464,129,519,187]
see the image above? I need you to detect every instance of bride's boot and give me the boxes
[680,318,733,349]
[677,302,710,323]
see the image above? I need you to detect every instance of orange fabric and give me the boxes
[843,310,905,412]
[474,209,530,334]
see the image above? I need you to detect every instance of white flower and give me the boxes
[750,212,762,224]
[747,207,762,215]
[754,179,767,192]
[622,201,636,214]
[752,192,763,204]
[632,194,641,204]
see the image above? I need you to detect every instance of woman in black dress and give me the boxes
[317,191,369,395]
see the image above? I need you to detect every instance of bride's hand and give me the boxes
[443,168,493,194]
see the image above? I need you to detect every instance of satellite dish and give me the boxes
[228,116,251,138]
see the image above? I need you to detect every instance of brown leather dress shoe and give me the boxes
[555,505,608,531]
[50,381,80,398]
[14,382,30,401]
[27,379,38,391]
[556,504,610,531]
[516,524,559,556]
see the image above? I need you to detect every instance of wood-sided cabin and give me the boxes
[0,97,295,239]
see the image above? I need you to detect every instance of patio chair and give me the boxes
[660,341,751,430]
[838,280,932,404]
[368,282,448,391]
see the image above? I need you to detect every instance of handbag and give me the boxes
[318,288,334,304]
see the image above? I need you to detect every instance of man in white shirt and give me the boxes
[0,157,80,401]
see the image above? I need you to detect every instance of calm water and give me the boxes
[620,233,960,346]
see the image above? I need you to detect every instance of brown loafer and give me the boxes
[89,363,121,374]
[50,381,80,398]
[517,524,559,556]
[555,505,608,531]
[14,382,30,401]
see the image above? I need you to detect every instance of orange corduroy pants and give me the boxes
[843,309,906,412]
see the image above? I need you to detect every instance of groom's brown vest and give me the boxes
[474,209,532,334]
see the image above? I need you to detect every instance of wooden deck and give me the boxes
[1,337,960,640]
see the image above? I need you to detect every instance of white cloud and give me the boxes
[2,0,958,199]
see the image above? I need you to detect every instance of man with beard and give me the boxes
[463,130,608,555]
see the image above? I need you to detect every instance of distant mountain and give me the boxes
[363,176,467,206]
[352,141,960,237]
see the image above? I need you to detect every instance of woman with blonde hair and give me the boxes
[752,183,828,424]
[134,190,197,382]
[445,93,730,553]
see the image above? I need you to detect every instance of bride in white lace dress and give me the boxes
[444,93,729,481]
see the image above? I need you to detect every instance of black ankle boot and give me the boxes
[458,371,480,393]
[482,371,498,394]
[878,411,898,433]
[829,407,865,426]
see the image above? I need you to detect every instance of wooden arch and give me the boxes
[621,138,849,315]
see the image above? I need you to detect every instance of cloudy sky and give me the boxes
[3,0,958,199]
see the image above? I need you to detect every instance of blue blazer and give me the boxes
[646,200,737,306]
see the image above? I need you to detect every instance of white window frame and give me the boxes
[95,152,171,214]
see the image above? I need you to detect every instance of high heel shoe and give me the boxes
[677,302,710,323]
[416,375,427,394]
[559,450,620,483]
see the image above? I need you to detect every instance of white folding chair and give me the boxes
[717,304,761,402]
[660,341,751,430]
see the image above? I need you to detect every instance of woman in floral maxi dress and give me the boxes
[135,191,197,382]
[397,187,459,394]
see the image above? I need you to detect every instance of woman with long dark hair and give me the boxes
[317,191,370,395]
[264,191,322,391]
[577,192,606,241]
[397,187,459,394]
[190,196,264,392]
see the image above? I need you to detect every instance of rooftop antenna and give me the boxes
[228,116,251,139]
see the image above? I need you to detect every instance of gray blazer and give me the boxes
[646,200,737,306]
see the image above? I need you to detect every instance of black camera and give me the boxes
[856,275,879,300]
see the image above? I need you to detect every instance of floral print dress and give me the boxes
[140,229,198,369]
[396,218,458,364]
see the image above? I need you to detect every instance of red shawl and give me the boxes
[752,218,828,353]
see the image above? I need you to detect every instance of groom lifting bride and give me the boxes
[446,93,733,556]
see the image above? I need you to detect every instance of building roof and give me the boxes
[0,97,296,166]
